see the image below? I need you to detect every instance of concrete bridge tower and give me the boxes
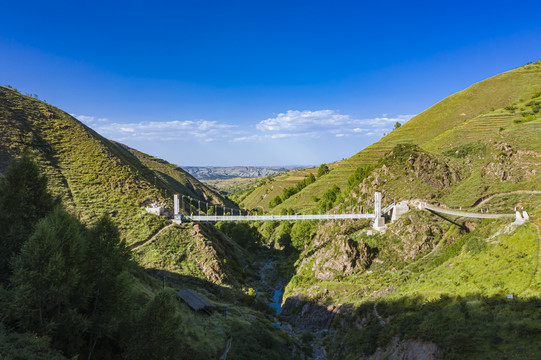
[373,192,385,229]
[174,194,180,220]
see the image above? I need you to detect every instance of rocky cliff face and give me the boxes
[296,220,374,281]
[481,142,537,183]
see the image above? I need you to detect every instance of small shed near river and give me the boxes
[176,289,216,314]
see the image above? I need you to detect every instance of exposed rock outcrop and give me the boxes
[312,236,373,280]
[481,142,535,183]
[296,221,374,281]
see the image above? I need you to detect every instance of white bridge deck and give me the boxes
[174,213,375,223]
[171,193,520,228]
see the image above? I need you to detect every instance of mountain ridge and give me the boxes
[184,165,304,180]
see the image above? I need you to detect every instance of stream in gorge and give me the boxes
[256,258,327,360]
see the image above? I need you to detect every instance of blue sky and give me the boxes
[1,0,540,166]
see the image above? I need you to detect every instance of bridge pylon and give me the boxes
[174,194,182,222]
[373,192,386,230]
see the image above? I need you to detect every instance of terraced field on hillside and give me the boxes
[238,167,319,210]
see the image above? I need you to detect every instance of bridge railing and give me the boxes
[381,202,396,215]
[176,213,375,223]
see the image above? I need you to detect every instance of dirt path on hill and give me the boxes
[405,190,541,212]
[129,223,175,250]
[474,190,541,207]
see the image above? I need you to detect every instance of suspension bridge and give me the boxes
[171,192,522,229]
[173,192,390,229]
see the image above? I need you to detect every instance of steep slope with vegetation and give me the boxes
[258,61,541,359]
[114,142,234,207]
[0,86,229,245]
[0,145,299,360]
[234,60,541,212]
[2,59,540,359]
[237,164,332,211]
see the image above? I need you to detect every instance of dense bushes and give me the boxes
[317,164,330,178]
[269,195,282,208]
[280,173,316,203]
[316,184,341,213]
[442,141,487,158]
[0,155,187,359]
[0,153,58,282]
[334,294,541,360]
[290,221,317,251]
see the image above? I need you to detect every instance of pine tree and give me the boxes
[0,153,57,281]
[123,290,183,360]
[84,214,133,359]
[11,205,88,356]
[317,163,330,178]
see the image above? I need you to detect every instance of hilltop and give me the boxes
[238,60,541,212]
[0,86,231,245]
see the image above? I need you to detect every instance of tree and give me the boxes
[290,221,316,251]
[268,195,282,208]
[393,121,402,130]
[123,290,184,360]
[346,165,374,192]
[0,153,57,281]
[11,206,88,356]
[316,184,341,213]
[281,187,297,201]
[84,215,133,359]
[317,164,330,178]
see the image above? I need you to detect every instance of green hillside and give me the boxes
[237,166,321,210]
[238,60,541,212]
[0,86,229,245]
[2,59,541,359]
[114,142,236,207]
[0,87,300,359]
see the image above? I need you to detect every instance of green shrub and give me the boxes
[317,164,330,178]
[269,195,282,208]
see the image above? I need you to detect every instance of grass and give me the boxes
[279,195,541,358]
[238,166,320,211]
[0,86,227,245]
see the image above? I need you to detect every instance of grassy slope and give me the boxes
[114,142,234,207]
[204,176,263,195]
[0,86,299,359]
[238,166,320,211]
[281,206,541,358]
[336,219,541,359]
[269,61,541,358]
[237,60,541,212]
[0,86,226,245]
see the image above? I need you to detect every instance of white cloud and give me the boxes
[77,117,239,143]
[71,111,414,145]
[234,110,414,142]
[256,110,353,132]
